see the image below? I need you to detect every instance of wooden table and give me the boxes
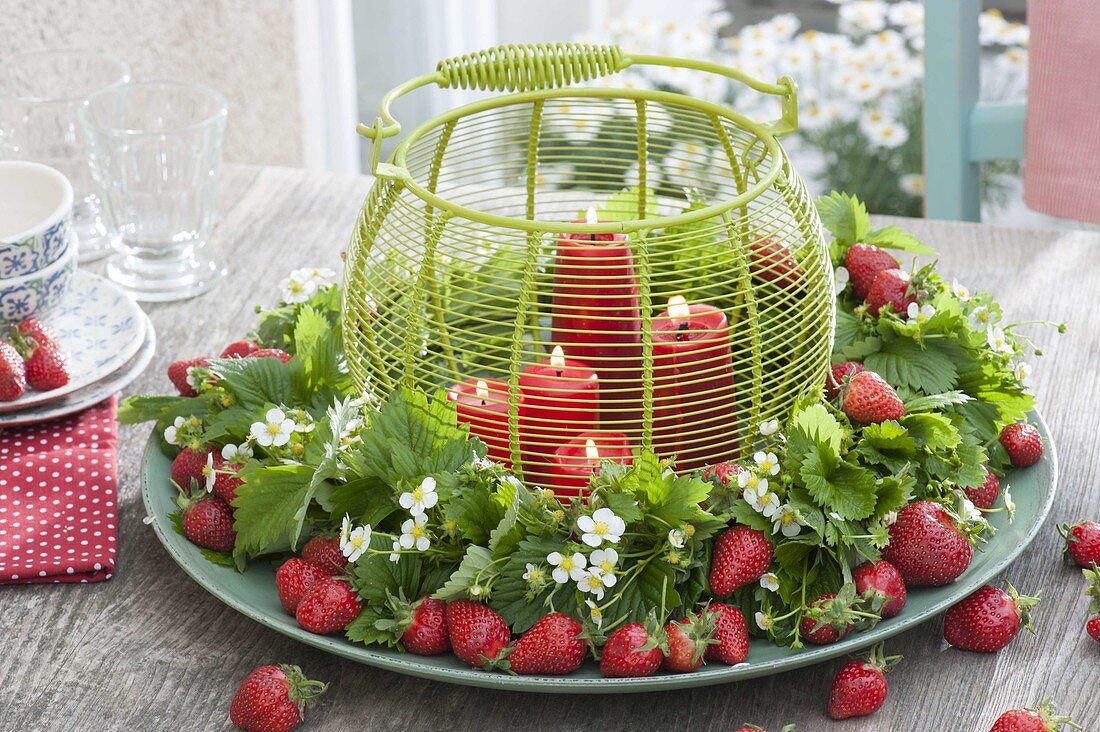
[2,165,1098,731]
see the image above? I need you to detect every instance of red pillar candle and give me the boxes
[652,295,737,472]
[552,207,642,431]
[448,377,512,466]
[519,345,600,483]
[549,431,633,500]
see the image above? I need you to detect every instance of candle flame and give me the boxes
[585,439,600,461]
[475,379,489,401]
[550,345,566,369]
[668,294,691,321]
[585,206,598,225]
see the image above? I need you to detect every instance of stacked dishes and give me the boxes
[0,161,154,426]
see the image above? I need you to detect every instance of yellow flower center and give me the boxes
[411,525,424,539]
[411,487,424,502]
[599,561,613,573]
[561,557,573,571]
[592,522,608,536]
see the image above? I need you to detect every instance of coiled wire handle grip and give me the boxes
[357,42,798,175]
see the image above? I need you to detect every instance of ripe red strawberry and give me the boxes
[296,577,362,634]
[221,339,261,358]
[253,348,294,363]
[827,643,901,720]
[944,583,1039,653]
[275,558,328,615]
[599,620,665,678]
[999,422,1043,468]
[1060,521,1100,567]
[845,244,900,300]
[16,319,59,349]
[853,559,907,618]
[800,594,854,645]
[508,612,586,675]
[167,356,210,397]
[749,238,802,289]
[181,497,236,552]
[661,611,716,673]
[865,268,916,317]
[300,535,348,576]
[841,370,905,424]
[702,461,744,486]
[825,361,865,400]
[388,595,450,656]
[229,663,327,732]
[882,501,973,586]
[1086,616,1100,644]
[23,342,69,391]
[704,602,749,665]
[709,525,773,595]
[212,462,244,504]
[445,600,510,668]
[0,342,27,401]
[966,469,1001,510]
[988,700,1079,732]
[171,447,210,494]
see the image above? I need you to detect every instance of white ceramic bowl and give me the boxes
[0,161,74,278]
[0,240,77,324]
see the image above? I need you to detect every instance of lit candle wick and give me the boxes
[585,438,600,464]
[585,206,598,241]
[475,379,489,405]
[550,344,566,377]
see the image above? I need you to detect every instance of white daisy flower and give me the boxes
[399,476,439,517]
[759,419,780,437]
[250,408,295,448]
[760,572,780,592]
[900,174,925,196]
[865,119,910,148]
[887,1,924,28]
[547,550,587,584]
[772,504,805,538]
[754,451,780,476]
[577,507,626,547]
[163,416,186,446]
[839,1,888,35]
[398,513,430,552]
[668,528,686,549]
[907,302,936,324]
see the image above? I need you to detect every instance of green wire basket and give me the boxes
[343,43,833,493]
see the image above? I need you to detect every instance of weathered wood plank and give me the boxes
[1,168,1097,731]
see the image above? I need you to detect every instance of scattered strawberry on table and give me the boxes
[1083,565,1100,645]
[827,643,901,720]
[943,583,1039,653]
[1060,520,1100,568]
[124,197,1070,704]
[0,318,71,400]
[987,699,1081,732]
[230,664,327,732]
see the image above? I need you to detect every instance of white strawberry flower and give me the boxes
[987,326,1014,355]
[472,453,495,471]
[577,570,607,600]
[399,513,431,552]
[754,451,780,476]
[279,271,318,304]
[339,513,372,562]
[399,476,439,517]
[907,302,936,324]
[760,572,780,592]
[667,528,686,549]
[743,483,767,512]
[772,504,805,538]
[882,511,899,526]
[301,267,338,289]
[1013,361,1033,387]
[163,416,186,446]
[759,419,780,437]
[833,266,850,296]
[185,365,206,391]
[755,611,774,631]
[469,584,485,598]
[389,539,401,563]
[288,408,315,433]
[586,599,603,629]
[959,497,982,523]
[1004,486,1016,520]
[577,507,626,547]
[738,470,767,495]
[588,548,619,587]
[951,280,971,301]
[202,452,216,493]
[250,408,295,448]
[759,491,782,519]
[220,442,253,462]
[547,550,587,584]
[522,563,545,584]
[968,306,997,330]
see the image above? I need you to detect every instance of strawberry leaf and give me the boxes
[864,225,934,254]
[863,336,958,394]
[816,191,871,248]
[231,463,315,560]
[432,545,495,601]
[800,447,878,521]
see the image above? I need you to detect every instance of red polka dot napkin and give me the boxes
[0,397,119,584]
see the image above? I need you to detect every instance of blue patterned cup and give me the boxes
[0,161,74,278]
[0,242,77,324]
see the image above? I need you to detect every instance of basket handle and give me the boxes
[357,43,798,175]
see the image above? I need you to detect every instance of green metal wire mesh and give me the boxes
[344,44,833,489]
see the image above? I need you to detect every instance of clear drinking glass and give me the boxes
[0,50,131,264]
[79,81,228,301]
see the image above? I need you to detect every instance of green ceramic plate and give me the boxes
[141,412,1058,694]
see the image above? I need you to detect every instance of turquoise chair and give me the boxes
[923,0,1026,221]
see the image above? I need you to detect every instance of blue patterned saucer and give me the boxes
[0,270,145,412]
